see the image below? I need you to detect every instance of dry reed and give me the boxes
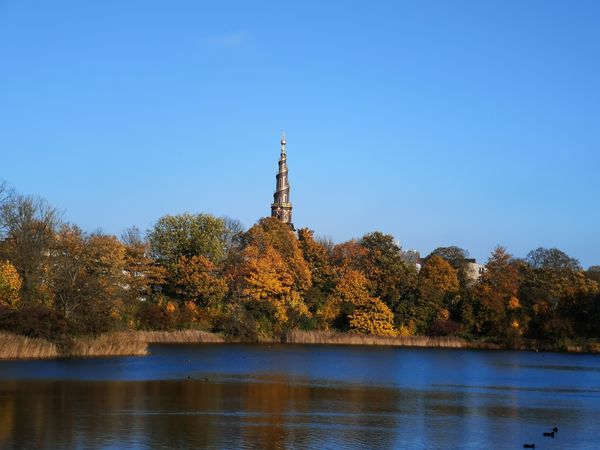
[0,332,59,359]
[136,329,225,344]
[67,332,148,357]
[286,330,477,349]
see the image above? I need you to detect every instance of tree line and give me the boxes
[1,182,599,348]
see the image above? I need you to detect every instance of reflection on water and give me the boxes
[1,344,599,449]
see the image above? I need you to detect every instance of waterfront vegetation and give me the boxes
[1,182,599,357]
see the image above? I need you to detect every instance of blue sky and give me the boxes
[1,1,599,267]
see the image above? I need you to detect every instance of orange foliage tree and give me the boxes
[121,227,167,304]
[49,226,128,333]
[172,255,228,306]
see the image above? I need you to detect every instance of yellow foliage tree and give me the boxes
[420,255,459,293]
[0,261,22,308]
[326,269,396,335]
[349,297,397,336]
[240,244,310,331]
[244,218,312,292]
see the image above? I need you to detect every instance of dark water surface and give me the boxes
[0,344,599,449]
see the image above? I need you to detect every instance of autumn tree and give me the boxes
[521,248,598,343]
[121,226,167,303]
[0,261,21,308]
[324,269,396,335]
[414,255,461,335]
[239,244,310,336]
[331,239,367,272]
[330,233,417,333]
[0,194,60,303]
[171,255,227,305]
[586,266,600,284]
[49,226,128,334]
[225,218,313,337]
[348,297,396,336]
[242,218,311,293]
[420,255,460,294]
[427,245,475,289]
[470,247,521,337]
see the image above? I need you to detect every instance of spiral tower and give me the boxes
[271,132,293,228]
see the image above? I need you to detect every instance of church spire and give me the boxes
[271,132,293,228]
[281,131,286,153]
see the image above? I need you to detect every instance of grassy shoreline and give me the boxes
[1,330,598,360]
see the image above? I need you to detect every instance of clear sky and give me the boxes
[1,1,599,267]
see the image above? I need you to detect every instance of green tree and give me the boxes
[298,228,335,326]
[298,228,333,289]
[148,213,229,269]
[521,249,598,343]
[359,231,417,309]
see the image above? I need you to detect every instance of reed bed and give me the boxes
[0,330,225,359]
[136,329,225,344]
[67,332,148,357]
[286,330,477,349]
[0,332,59,359]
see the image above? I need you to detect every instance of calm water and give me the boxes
[0,344,599,449]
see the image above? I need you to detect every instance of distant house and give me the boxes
[464,258,485,282]
[402,250,422,271]
[405,251,485,282]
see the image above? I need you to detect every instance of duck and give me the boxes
[543,431,555,438]
[523,444,535,448]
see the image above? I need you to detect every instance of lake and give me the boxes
[0,344,599,449]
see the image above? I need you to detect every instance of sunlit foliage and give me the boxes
[0,261,21,308]
[0,182,598,347]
